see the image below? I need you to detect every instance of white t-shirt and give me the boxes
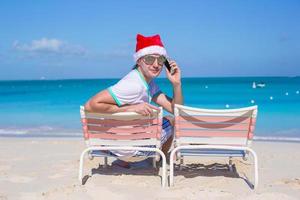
[107,69,162,159]
[108,69,161,106]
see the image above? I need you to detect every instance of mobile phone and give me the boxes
[164,58,174,74]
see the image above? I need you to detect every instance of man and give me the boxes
[85,34,183,164]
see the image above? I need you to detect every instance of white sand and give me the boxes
[0,138,300,200]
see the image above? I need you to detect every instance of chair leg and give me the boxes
[152,157,157,168]
[248,149,259,189]
[169,148,179,186]
[243,152,249,161]
[159,152,167,188]
[179,156,184,170]
[228,157,233,172]
[88,151,94,160]
[79,148,89,183]
[80,147,166,187]
[150,149,166,188]
[104,157,108,168]
[170,146,258,189]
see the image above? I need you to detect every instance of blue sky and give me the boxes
[0,0,300,80]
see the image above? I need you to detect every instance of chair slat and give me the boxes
[82,118,158,127]
[176,116,254,125]
[176,104,257,117]
[88,132,157,140]
[84,111,160,120]
[177,137,247,145]
[86,124,158,134]
[176,120,251,131]
[88,138,158,146]
[176,130,248,138]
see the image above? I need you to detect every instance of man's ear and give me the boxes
[136,59,143,68]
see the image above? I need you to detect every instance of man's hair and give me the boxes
[132,64,138,70]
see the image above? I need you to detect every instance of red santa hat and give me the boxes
[134,34,167,62]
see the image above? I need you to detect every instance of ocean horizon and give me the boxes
[1,76,300,142]
[1,75,299,81]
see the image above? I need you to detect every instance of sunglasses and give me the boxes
[142,55,166,66]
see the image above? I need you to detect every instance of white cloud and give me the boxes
[13,38,87,56]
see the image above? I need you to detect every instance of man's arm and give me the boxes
[152,83,183,114]
[84,90,128,113]
[85,89,159,115]
[152,60,183,114]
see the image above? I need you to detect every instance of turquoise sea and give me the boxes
[0,77,300,141]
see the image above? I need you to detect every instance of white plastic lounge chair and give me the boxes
[170,104,258,189]
[79,106,167,187]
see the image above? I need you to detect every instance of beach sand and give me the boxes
[0,138,300,200]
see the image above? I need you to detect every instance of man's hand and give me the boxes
[165,60,181,86]
[126,102,160,116]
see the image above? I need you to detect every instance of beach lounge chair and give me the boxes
[169,104,258,189]
[79,106,167,187]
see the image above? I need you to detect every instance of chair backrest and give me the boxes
[174,104,258,146]
[80,106,163,147]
